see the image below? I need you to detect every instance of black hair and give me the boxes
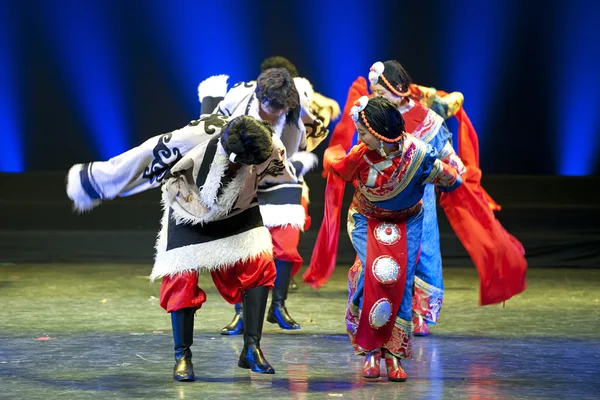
[360,96,405,141]
[260,56,299,78]
[380,60,412,94]
[220,116,274,165]
[255,68,301,127]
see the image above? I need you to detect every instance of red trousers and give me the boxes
[269,225,303,276]
[159,253,276,313]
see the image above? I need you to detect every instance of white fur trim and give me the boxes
[199,143,229,207]
[289,151,318,177]
[151,210,273,280]
[294,77,314,113]
[65,164,101,213]
[259,204,306,230]
[197,74,229,102]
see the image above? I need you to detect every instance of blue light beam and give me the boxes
[554,1,600,176]
[137,0,257,117]
[0,2,24,172]
[295,0,383,114]
[437,0,517,156]
[36,1,130,160]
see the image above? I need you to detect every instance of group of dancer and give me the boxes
[65,57,527,383]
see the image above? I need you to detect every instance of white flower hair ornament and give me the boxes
[350,96,370,122]
[368,61,385,85]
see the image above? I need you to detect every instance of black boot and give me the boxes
[237,286,275,374]
[171,307,195,381]
[267,260,301,330]
[221,302,244,335]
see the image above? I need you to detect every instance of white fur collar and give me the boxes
[164,141,253,225]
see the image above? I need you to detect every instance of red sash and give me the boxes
[354,219,408,351]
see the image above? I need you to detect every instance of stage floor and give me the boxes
[1,265,599,399]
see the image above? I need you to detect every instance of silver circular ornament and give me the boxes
[369,298,393,329]
[372,256,400,284]
[374,223,400,245]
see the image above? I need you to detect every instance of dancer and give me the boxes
[321,96,462,381]
[368,60,464,335]
[198,67,324,334]
[66,114,315,381]
[306,64,527,322]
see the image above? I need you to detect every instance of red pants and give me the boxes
[269,225,303,276]
[159,253,277,313]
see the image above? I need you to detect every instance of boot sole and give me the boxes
[266,316,301,330]
[173,375,195,382]
[237,359,275,374]
[388,377,407,382]
[220,330,244,335]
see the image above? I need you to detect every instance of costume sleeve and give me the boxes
[213,81,256,116]
[325,144,368,183]
[439,141,466,175]
[302,92,341,152]
[311,92,341,128]
[197,75,229,116]
[419,145,462,192]
[65,117,229,212]
[289,151,318,179]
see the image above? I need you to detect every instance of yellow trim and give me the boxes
[414,276,444,295]
[394,316,412,331]
[424,159,442,184]
[346,205,358,245]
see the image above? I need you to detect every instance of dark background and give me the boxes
[1,0,599,175]
[0,0,599,267]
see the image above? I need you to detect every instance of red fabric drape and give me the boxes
[354,219,408,350]
[440,167,527,305]
[306,78,527,304]
[303,77,368,288]
[303,170,346,289]
[453,107,501,211]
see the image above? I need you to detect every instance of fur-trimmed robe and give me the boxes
[199,79,318,230]
[65,114,309,280]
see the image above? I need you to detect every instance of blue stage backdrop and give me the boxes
[0,0,598,175]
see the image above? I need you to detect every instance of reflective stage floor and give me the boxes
[1,264,599,399]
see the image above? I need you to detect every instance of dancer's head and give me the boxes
[368,60,412,105]
[221,116,274,165]
[350,96,405,153]
[255,68,300,126]
[260,56,299,78]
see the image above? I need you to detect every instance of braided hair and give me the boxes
[358,96,405,142]
[220,116,274,165]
